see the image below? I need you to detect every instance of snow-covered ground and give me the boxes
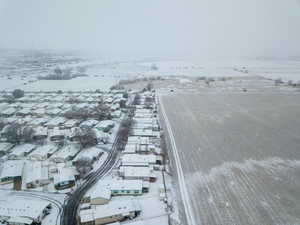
[0,190,66,225]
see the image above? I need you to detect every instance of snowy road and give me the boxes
[160,92,300,225]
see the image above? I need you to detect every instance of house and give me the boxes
[1,107,17,117]
[45,117,66,129]
[127,136,150,145]
[73,147,104,165]
[93,129,109,144]
[94,120,115,132]
[88,186,111,205]
[119,166,156,182]
[102,179,144,196]
[110,104,119,112]
[79,200,141,225]
[0,142,14,157]
[28,144,58,161]
[0,198,51,225]
[65,119,80,129]
[50,145,80,163]
[121,154,161,165]
[29,117,49,127]
[1,125,11,139]
[33,126,48,141]
[80,120,99,129]
[33,108,46,117]
[16,108,31,116]
[47,108,62,116]
[54,167,76,190]
[8,144,36,160]
[131,129,160,137]
[68,127,82,143]
[25,161,50,188]
[123,143,156,154]
[0,160,24,189]
[50,127,65,142]
[111,110,122,118]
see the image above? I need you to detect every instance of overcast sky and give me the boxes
[0,0,300,59]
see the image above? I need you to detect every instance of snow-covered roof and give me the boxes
[28,145,58,160]
[127,136,150,145]
[1,107,16,115]
[8,144,36,159]
[80,119,99,128]
[135,109,153,114]
[96,120,114,128]
[131,129,159,137]
[54,167,75,184]
[123,144,137,154]
[134,113,153,118]
[34,108,46,115]
[50,127,65,138]
[120,166,151,178]
[50,145,80,162]
[80,200,140,223]
[73,147,103,161]
[65,119,79,128]
[33,126,48,136]
[0,160,24,179]
[122,154,157,164]
[25,161,42,184]
[47,108,62,115]
[46,117,66,126]
[101,179,143,192]
[0,142,14,153]
[89,186,111,201]
[133,117,155,124]
[16,108,31,115]
[0,103,9,111]
[29,117,49,126]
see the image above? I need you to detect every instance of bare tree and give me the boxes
[22,126,35,143]
[76,127,97,148]
[119,99,127,108]
[12,89,25,99]
[275,78,283,86]
[54,66,62,76]
[75,157,93,178]
[119,118,132,142]
[94,102,112,120]
[146,82,153,91]
[6,123,22,143]
[132,94,141,105]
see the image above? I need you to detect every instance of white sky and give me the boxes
[0,0,300,58]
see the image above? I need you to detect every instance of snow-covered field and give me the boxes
[1,49,299,92]
[160,91,300,225]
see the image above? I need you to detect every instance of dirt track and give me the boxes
[161,92,300,225]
